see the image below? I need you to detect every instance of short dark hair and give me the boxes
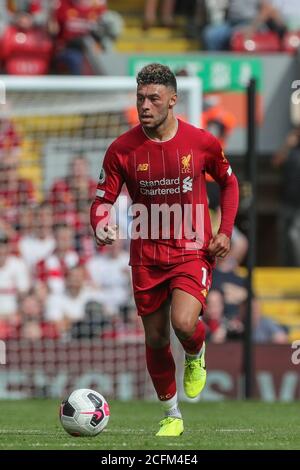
[136,63,177,93]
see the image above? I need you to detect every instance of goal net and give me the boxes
[0,75,201,400]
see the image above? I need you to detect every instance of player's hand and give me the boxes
[95,224,118,246]
[208,233,230,258]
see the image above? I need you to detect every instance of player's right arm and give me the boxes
[90,144,124,246]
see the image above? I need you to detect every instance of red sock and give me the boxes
[145,343,176,401]
[178,320,205,355]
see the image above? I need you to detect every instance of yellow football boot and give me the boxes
[183,343,207,399]
[155,417,184,437]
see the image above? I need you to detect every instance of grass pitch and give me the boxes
[0,400,299,450]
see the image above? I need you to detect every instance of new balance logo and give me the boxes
[137,163,149,171]
[182,176,193,193]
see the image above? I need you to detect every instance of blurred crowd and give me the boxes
[0,1,295,344]
[200,0,300,52]
[0,0,300,79]
[0,116,143,342]
[204,181,289,344]
[0,114,290,344]
[144,0,300,53]
[0,0,123,76]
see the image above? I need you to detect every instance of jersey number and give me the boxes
[201,267,207,286]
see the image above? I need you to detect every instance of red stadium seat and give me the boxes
[282,31,300,54]
[230,30,281,53]
[0,25,53,75]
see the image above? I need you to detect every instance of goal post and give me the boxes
[0,75,202,122]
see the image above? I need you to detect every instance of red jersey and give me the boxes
[54,0,107,43]
[91,119,239,266]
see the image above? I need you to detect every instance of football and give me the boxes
[59,388,110,437]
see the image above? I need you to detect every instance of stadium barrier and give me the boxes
[1,340,299,401]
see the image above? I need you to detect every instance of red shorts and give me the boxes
[131,258,213,316]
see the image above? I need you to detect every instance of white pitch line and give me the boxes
[216,429,254,432]
[0,430,60,436]
[165,442,189,447]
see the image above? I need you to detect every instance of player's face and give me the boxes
[136,84,177,130]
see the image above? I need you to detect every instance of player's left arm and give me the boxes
[204,134,239,258]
